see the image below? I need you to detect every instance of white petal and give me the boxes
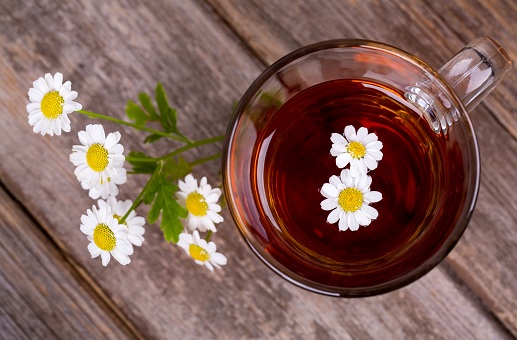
[344,125,356,141]
[188,216,200,231]
[206,210,223,223]
[348,214,359,231]
[362,133,378,145]
[349,159,362,177]
[108,144,124,156]
[356,175,369,191]
[366,141,383,151]
[364,191,382,203]
[364,155,378,170]
[78,130,92,146]
[44,73,55,90]
[354,210,371,226]
[330,133,347,145]
[367,149,383,161]
[111,249,131,265]
[28,88,44,102]
[330,144,347,156]
[321,183,339,198]
[88,243,102,258]
[356,127,368,141]
[185,174,197,191]
[329,175,341,188]
[206,193,220,204]
[211,252,227,266]
[336,153,352,168]
[327,208,340,224]
[201,217,217,232]
[178,180,189,194]
[54,72,63,89]
[105,132,121,149]
[340,169,353,187]
[101,251,111,266]
[361,205,379,219]
[338,215,349,231]
[321,198,338,211]
[204,262,214,271]
[63,90,78,101]
[36,77,49,92]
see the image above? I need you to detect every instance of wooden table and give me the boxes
[1,0,516,338]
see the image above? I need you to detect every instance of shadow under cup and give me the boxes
[223,40,480,297]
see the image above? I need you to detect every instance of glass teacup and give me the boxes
[223,38,511,297]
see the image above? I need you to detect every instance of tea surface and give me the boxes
[251,79,465,287]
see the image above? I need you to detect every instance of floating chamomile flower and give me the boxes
[177,174,223,232]
[320,169,382,231]
[98,197,145,247]
[177,230,227,271]
[330,125,383,176]
[83,167,127,200]
[26,72,82,136]
[70,124,126,191]
[80,205,133,266]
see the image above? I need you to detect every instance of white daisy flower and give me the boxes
[177,230,227,271]
[320,169,382,231]
[80,205,133,266]
[330,125,383,176]
[176,174,223,232]
[70,124,126,191]
[82,167,127,200]
[26,72,82,136]
[98,197,145,247]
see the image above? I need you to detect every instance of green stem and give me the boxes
[78,109,191,143]
[124,136,224,165]
[118,164,162,224]
[157,135,225,161]
[205,230,213,242]
[188,152,222,167]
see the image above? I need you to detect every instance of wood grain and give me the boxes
[0,0,516,338]
[0,185,138,339]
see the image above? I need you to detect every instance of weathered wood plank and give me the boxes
[205,0,517,335]
[0,0,514,338]
[0,185,138,339]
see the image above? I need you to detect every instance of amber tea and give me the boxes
[248,79,468,289]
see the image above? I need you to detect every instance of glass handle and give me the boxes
[438,37,512,112]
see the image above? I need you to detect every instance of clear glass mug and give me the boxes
[223,38,511,297]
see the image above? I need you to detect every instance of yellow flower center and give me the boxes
[338,187,363,212]
[347,141,366,159]
[186,192,208,216]
[40,90,64,119]
[86,143,109,172]
[93,223,116,251]
[189,244,210,262]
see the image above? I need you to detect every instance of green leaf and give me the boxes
[143,133,164,144]
[139,92,160,121]
[162,156,192,180]
[146,175,187,243]
[127,151,157,174]
[155,83,180,134]
[160,205,185,243]
[125,100,148,126]
[162,107,179,133]
[155,83,169,119]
